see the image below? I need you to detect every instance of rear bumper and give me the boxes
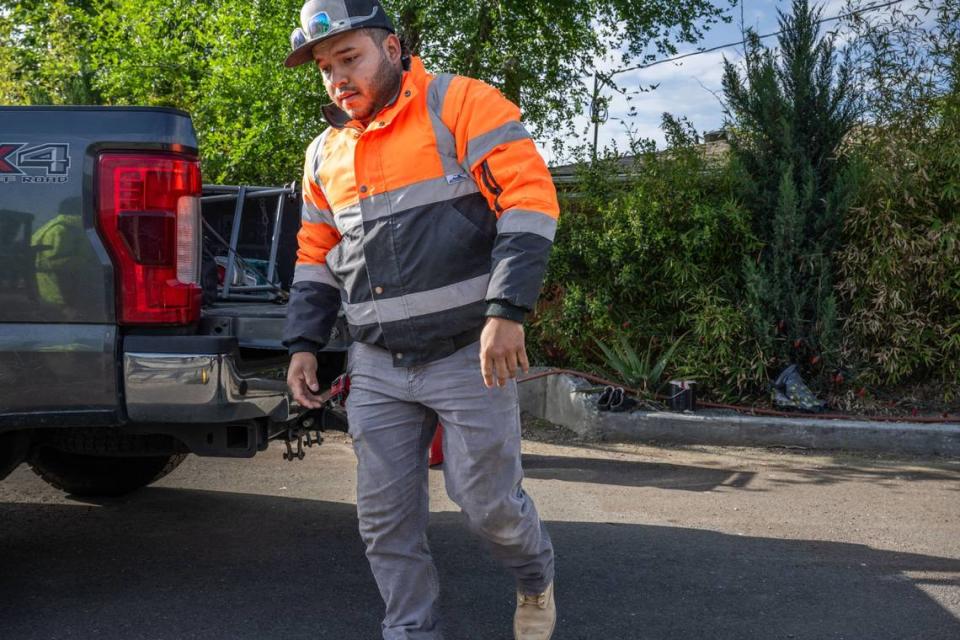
[123,336,298,424]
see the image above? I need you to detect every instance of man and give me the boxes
[282,1,559,638]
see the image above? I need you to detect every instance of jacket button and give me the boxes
[395,353,403,360]
[404,90,411,97]
[374,286,383,295]
[359,185,368,193]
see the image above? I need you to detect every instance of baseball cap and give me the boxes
[285,0,396,68]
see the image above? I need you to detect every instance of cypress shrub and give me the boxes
[721,0,859,383]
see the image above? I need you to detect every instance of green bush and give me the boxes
[833,0,960,394]
[530,116,763,399]
[835,1,960,391]
[837,127,960,389]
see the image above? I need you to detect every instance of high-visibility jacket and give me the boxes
[282,56,560,367]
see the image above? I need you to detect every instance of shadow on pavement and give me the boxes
[1,488,958,640]
[762,462,960,490]
[521,454,755,491]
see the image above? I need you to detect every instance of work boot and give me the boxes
[513,582,555,640]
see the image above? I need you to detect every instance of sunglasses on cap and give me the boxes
[290,10,337,50]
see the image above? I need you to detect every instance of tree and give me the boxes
[0,0,101,104]
[721,0,859,380]
[383,0,734,145]
[87,0,328,185]
[1,0,734,184]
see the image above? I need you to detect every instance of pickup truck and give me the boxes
[0,106,346,496]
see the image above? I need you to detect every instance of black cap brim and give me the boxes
[285,37,323,68]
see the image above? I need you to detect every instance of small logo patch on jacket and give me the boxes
[445,173,469,185]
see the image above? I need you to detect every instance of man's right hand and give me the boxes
[287,351,325,409]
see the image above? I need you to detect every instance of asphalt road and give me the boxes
[1,426,959,640]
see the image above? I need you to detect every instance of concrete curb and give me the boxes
[518,370,960,456]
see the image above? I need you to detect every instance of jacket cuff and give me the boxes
[484,300,527,324]
[287,339,321,356]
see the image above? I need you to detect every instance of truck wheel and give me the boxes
[28,448,187,497]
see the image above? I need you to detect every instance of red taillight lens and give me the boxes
[97,153,202,325]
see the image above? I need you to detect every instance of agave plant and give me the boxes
[594,332,686,394]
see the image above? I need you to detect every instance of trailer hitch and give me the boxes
[282,426,305,461]
[281,374,350,461]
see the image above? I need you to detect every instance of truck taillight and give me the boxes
[97,152,202,325]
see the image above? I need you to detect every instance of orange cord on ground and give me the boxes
[516,368,960,425]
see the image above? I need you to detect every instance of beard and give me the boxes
[350,51,403,123]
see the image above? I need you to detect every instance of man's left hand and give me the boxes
[480,317,529,388]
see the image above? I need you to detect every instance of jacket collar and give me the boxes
[321,56,429,130]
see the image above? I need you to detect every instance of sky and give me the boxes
[542,0,920,165]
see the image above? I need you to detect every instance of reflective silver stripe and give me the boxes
[496,208,557,241]
[427,73,467,179]
[309,129,332,181]
[344,273,490,326]
[302,200,335,227]
[343,300,376,326]
[360,175,480,223]
[465,121,531,170]
[348,4,380,26]
[293,263,338,288]
[311,129,335,202]
[333,203,363,235]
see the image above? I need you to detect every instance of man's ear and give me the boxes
[384,33,403,66]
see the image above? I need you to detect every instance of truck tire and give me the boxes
[28,448,187,497]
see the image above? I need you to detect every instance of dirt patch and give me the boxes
[520,412,587,445]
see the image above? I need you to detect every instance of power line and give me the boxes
[588,0,910,160]
[606,0,908,79]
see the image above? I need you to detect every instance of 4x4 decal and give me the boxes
[0,143,71,183]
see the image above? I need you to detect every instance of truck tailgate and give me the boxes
[200,302,349,352]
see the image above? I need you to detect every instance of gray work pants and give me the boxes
[345,340,555,640]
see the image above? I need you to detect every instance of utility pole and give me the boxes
[591,72,600,163]
[590,71,610,164]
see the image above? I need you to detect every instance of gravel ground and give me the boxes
[1,420,958,640]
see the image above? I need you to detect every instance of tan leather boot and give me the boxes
[513,582,556,640]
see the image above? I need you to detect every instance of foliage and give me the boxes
[0,0,100,104]
[88,0,326,185]
[530,115,761,399]
[835,0,960,389]
[0,0,735,182]
[385,0,733,151]
[594,332,685,393]
[534,0,959,402]
[721,0,860,380]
